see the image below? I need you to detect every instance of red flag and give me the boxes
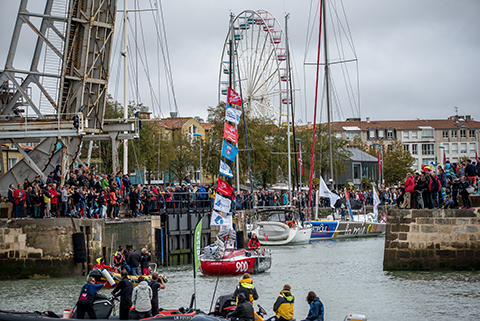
[443,152,447,165]
[344,187,350,200]
[217,177,233,197]
[298,144,303,176]
[227,87,242,106]
[223,122,239,143]
[263,233,268,241]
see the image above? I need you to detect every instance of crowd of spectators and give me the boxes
[3,157,478,220]
[395,158,479,209]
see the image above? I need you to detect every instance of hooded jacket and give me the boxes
[305,297,324,321]
[234,277,259,303]
[227,293,254,321]
[132,280,152,312]
[273,290,294,321]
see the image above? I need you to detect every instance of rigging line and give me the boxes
[339,0,358,56]
[147,0,170,112]
[146,0,174,113]
[137,1,161,117]
[328,0,357,57]
[308,0,324,214]
[112,17,124,107]
[155,2,162,118]
[156,0,179,113]
[330,1,359,118]
[135,0,140,107]
[127,18,165,117]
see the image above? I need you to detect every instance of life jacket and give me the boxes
[78,283,95,304]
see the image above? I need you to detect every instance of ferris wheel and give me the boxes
[219,10,292,123]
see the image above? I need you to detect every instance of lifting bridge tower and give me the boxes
[0,0,134,190]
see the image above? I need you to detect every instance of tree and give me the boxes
[383,140,415,186]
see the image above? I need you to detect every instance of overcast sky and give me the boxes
[2,0,480,124]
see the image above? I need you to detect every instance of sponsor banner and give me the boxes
[213,193,231,213]
[210,210,230,226]
[225,105,242,125]
[223,122,239,143]
[227,87,242,106]
[217,177,233,196]
[221,140,238,162]
[219,160,233,178]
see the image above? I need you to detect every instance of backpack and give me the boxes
[78,284,94,304]
[431,177,439,192]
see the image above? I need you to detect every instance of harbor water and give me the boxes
[1,237,479,320]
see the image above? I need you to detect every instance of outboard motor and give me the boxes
[88,269,104,283]
[211,293,236,317]
[70,293,116,319]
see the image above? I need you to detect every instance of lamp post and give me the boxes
[193,133,202,184]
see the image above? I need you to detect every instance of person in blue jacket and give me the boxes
[76,276,105,319]
[302,291,324,321]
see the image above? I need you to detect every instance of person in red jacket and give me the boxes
[402,173,415,209]
[13,184,26,219]
[93,257,112,271]
[248,233,261,251]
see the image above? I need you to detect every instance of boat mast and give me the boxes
[323,0,335,191]
[285,14,292,204]
[286,13,302,215]
[123,0,129,175]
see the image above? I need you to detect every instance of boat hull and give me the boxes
[253,222,312,246]
[200,249,271,276]
[308,220,385,240]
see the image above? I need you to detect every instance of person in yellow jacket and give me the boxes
[234,273,259,304]
[267,284,294,321]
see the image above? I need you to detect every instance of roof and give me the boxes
[347,148,378,162]
[297,117,480,131]
[330,118,480,131]
[157,117,192,129]
[200,123,213,131]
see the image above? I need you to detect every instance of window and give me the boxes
[346,132,360,140]
[443,143,449,154]
[451,143,458,154]
[421,128,434,138]
[368,129,375,140]
[460,129,466,138]
[189,124,198,134]
[386,129,394,140]
[412,131,418,139]
[403,131,409,139]
[412,144,418,155]
[7,157,18,170]
[469,130,475,138]
[460,143,467,153]
[353,164,361,180]
[451,130,457,138]
[470,143,476,155]
[421,144,434,155]
[442,130,449,139]
[403,144,409,152]
[378,129,384,139]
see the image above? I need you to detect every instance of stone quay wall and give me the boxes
[0,217,155,279]
[384,208,480,271]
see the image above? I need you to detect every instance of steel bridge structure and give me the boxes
[0,0,136,190]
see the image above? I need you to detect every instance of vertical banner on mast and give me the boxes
[193,218,203,278]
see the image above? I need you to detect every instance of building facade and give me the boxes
[330,115,480,172]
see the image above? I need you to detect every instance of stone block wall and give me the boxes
[0,227,43,259]
[384,208,480,270]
